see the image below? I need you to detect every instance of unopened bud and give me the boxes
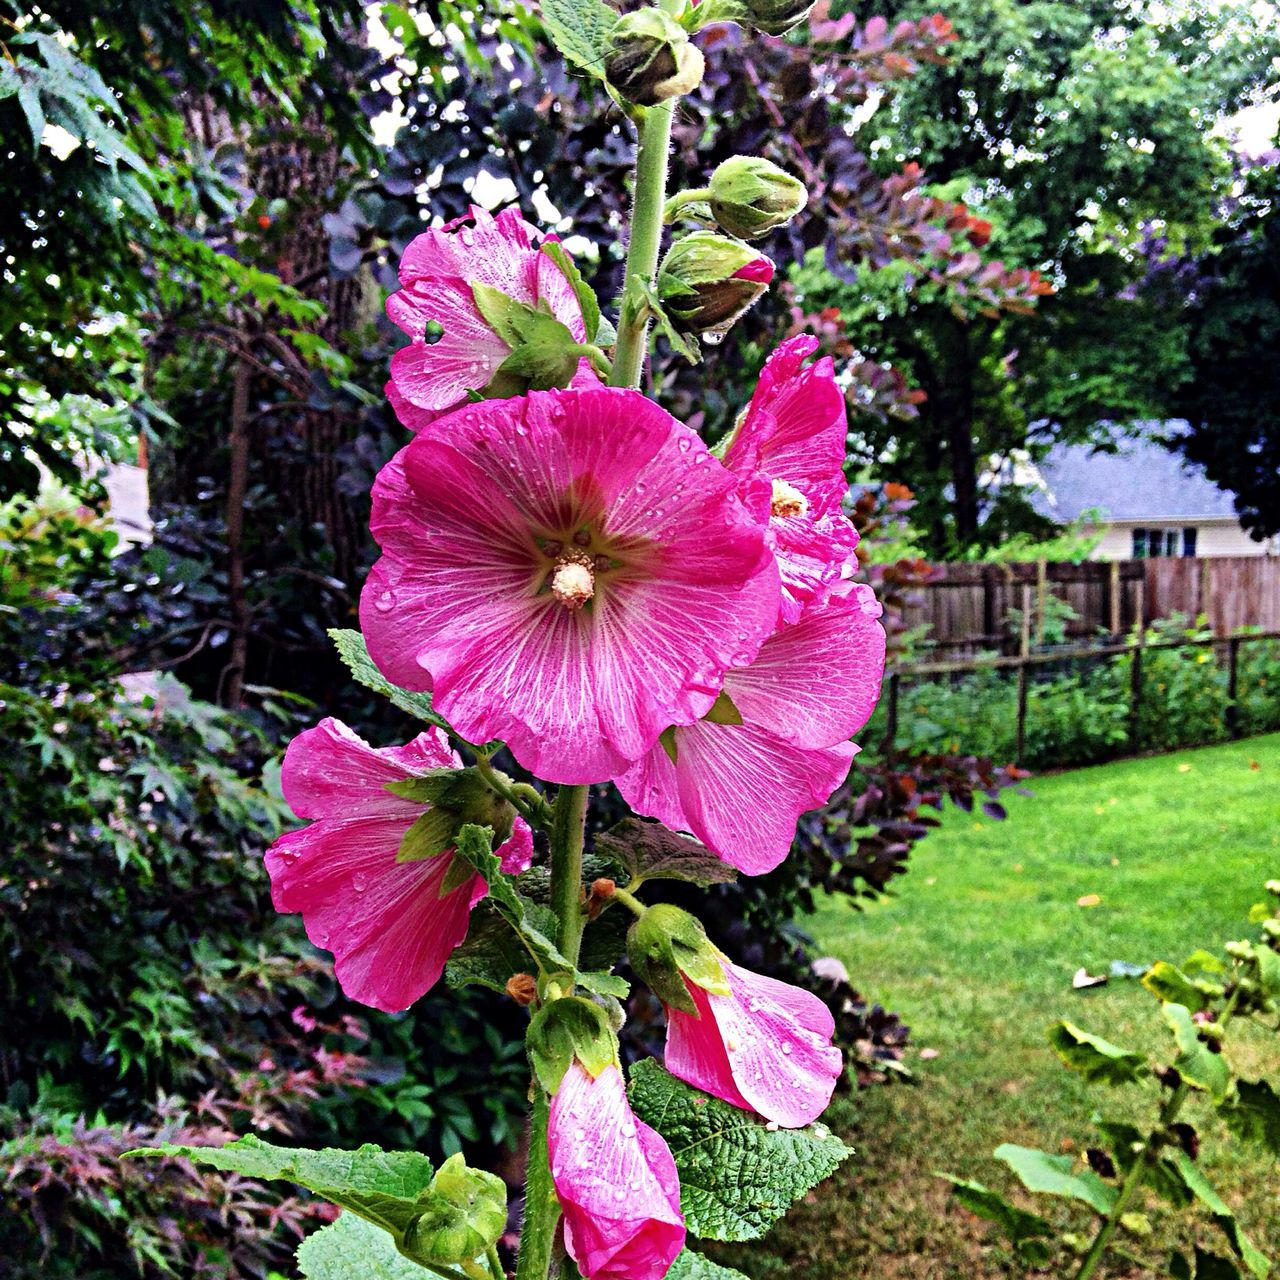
[707,156,808,240]
[658,232,774,338]
[690,0,816,36]
[604,9,705,107]
[506,973,538,1005]
[1265,879,1280,897]
[586,877,616,920]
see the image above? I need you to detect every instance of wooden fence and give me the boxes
[901,557,1280,656]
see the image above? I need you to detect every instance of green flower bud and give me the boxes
[690,0,816,36]
[604,9,705,107]
[386,767,517,864]
[403,1153,507,1265]
[526,996,620,1093]
[657,231,775,338]
[707,155,808,239]
[627,903,730,1014]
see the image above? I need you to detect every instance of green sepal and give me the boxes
[398,808,459,863]
[471,280,523,345]
[540,240,601,347]
[628,903,729,1014]
[527,996,620,1094]
[403,1152,507,1265]
[702,690,743,726]
[659,725,680,764]
[385,771,458,805]
[439,851,481,897]
[637,277,700,364]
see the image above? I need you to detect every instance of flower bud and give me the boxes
[604,9,705,107]
[690,0,816,36]
[627,903,729,1013]
[707,156,808,239]
[657,232,774,338]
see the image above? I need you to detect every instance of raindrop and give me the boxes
[374,589,397,613]
[781,1043,792,1056]
[677,437,692,453]
[621,1122,636,1137]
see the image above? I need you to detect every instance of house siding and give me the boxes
[1091,518,1277,561]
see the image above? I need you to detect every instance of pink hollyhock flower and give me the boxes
[548,1061,685,1280]
[359,386,779,786]
[615,584,885,874]
[386,205,590,426]
[724,335,860,622]
[664,956,843,1128]
[264,718,533,1014]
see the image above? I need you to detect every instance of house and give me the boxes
[1029,433,1279,560]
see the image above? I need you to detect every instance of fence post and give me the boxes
[1128,633,1145,752]
[1226,636,1241,738]
[1020,583,1033,656]
[882,669,899,762]
[1015,659,1029,763]
[1035,558,1048,647]
[1109,560,1121,636]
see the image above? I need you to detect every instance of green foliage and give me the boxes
[993,1143,1117,1215]
[933,1175,1053,1264]
[594,816,738,889]
[667,1250,752,1280]
[331,629,454,733]
[538,0,620,77]
[297,1213,436,1280]
[1046,1022,1146,1087]
[627,1059,850,1242]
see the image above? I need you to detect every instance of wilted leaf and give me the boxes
[595,817,737,888]
[994,1144,1117,1216]
[1048,1021,1147,1086]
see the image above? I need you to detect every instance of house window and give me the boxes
[1132,528,1196,558]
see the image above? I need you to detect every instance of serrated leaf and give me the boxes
[539,0,620,77]
[667,1250,751,1280]
[1048,1021,1147,1086]
[1162,1003,1229,1102]
[330,629,454,734]
[595,817,736,888]
[627,1059,849,1242]
[994,1144,1117,1216]
[297,1213,434,1280]
[126,1136,434,1238]
[1219,1079,1280,1155]
[935,1174,1054,1263]
[576,969,630,997]
[446,903,544,993]
[1143,961,1212,1010]
[1165,1151,1271,1278]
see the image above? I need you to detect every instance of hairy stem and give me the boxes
[610,100,676,390]
[515,1087,560,1280]
[549,782,590,967]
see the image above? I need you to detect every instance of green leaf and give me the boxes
[935,1174,1054,1264]
[1162,1003,1230,1102]
[993,1144,1117,1216]
[1165,1151,1271,1278]
[446,903,545,993]
[576,969,630,998]
[538,0,620,77]
[667,1250,752,1280]
[297,1213,434,1280]
[595,816,737,889]
[1254,945,1280,999]
[126,1136,434,1240]
[627,1059,850,1242]
[1142,961,1211,1010]
[1048,1020,1147,1086]
[329,629,454,734]
[541,240,601,347]
[1219,1079,1280,1155]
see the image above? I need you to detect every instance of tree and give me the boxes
[1169,158,1280,541]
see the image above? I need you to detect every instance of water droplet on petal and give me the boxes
[374,589,397,613]
[677,437,692,453]
[781,1043,792,1056]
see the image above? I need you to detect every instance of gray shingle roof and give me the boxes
[1030,432,1239,522]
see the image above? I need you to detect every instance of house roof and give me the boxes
[1030,431,1240,523]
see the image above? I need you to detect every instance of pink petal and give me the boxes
[548,1063,685,1280]
[399,205,537,297]
[772,509,862,619]
[665,962,842,1128]
[497,816,535,875]
[724,589,886,748]
[617,727,857,876]
[386,379,443,434]
[360,388,778,785]
[280,718,458,820]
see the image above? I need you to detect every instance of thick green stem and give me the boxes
[610,100,676,391]
[549,782,590,967]
[515,1087,560,1280]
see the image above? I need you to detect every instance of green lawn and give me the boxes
[717,734,1280,1280]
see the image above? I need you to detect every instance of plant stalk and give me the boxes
[609,100,676,390]
[515,1087,560,1280]
[549,782,590,967]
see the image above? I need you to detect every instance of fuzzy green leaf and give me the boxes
[1162,1003,1229,1102]
[538,0,620,77]
[297,1214,434,1280]
[994,1144,1117,1216]
[627,1059,850,1241]
[595,817,737,889]
[329,629,454,734]
[1048,1020,1147,1086]
[1165,1151,1271,1278]
[936,1174,1054,1264]
[667,1250,752,1280]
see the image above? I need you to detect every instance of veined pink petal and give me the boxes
[665,960,842,1128]
[360,388,779,784]
[386,379,443,434]
[265,718,530,1013]
[548,1062,685,1280]
[399,205,537,296]
[616,725,857,876]
[724,587,886,748]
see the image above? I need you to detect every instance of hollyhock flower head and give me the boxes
[360,386,780,786]
[386,205,589,427]
[615,583,885,874]
[664,955,843,1129]
[724,335,860,622]
[264,718,532,1013]
[548,1061,685,1280]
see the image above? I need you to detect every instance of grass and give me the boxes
[714,733,1280,1280]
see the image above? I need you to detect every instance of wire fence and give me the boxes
[877,628,1280,770]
